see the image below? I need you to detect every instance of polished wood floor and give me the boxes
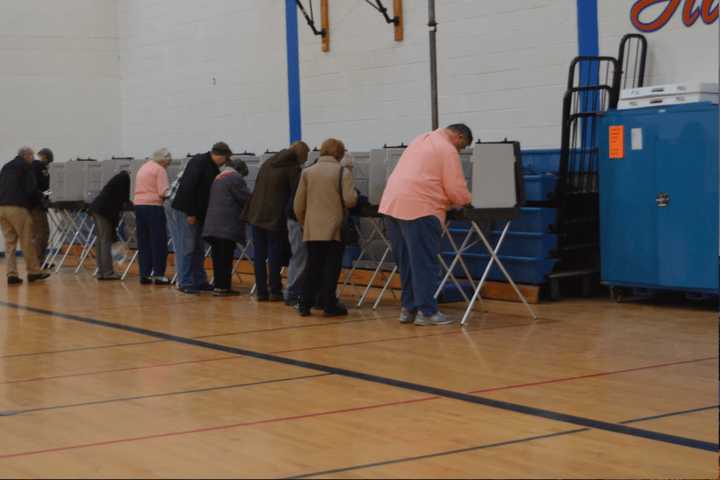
[0,268,717,478]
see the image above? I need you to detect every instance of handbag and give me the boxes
[338,166,358,246]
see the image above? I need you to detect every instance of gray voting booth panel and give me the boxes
[471,143,522,209]
[351,152,370,197]
[52,160,99,203]
[460,149,473,183]
[48,163,65,202]
[368,148,405,206]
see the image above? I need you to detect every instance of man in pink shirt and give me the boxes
[134,148,172,285]
[379,124,473,326]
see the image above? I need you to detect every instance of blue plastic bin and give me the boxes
[524,174,557,201]
[512,208,557,233]
[522,149,561,174]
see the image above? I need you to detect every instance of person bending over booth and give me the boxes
[379,124,473,326]
[0,147,49,285]
[242,141,309,302]
[170,142,232,294]
[203,160,251,296]
[89,170,131,281]
[294,138,358,317]
[31,148,53,266]
[134,148,172,285]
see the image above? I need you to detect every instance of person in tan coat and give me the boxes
[293,138,358,317]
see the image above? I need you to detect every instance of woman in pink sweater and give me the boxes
[133,149,171,285]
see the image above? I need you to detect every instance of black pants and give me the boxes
[252,226,285,297]
[302,241,344,311]
[208,237,236,290]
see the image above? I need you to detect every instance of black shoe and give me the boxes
[153,277,171,286]
[256,294,269,302]
[42,264,55,271]
[97,273,121,281]
[178,286,199,295]
[298,304,312,317]
[213,288,241,297]
[28,273,51,283]
[7,276,23,285]
[269,293,284,302]
[140,277,153,285]
[195,283,214,292]
[285,296,299,307]
[324,303,348,317]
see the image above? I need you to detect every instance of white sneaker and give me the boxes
[414,311,454,326]
[400,308,417,324]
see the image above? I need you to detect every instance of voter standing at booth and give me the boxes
[89,170,131,281]
[379,125,473,326]
[31,148,53,267]
[0,147,49,285]
[134,148,172,285]
[170,142,232,294]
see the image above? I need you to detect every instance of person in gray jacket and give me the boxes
[202,160,251,296]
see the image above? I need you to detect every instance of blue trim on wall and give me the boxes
[285,0,302,143]
[577,0,599,58]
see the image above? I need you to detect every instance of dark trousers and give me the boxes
[208,237,236,290]
[135,205,168,278]
[302,241,344,311]
[251,226,284,297]
[385,215,442,316]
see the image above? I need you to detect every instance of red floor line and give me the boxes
[469,356,719,395]
[0,321,553,385]
[0,356,714,459]
[0,397,436,460]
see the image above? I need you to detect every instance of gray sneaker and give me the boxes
[400,308,417,324]
[414,311,454,326]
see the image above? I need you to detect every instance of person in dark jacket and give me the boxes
[31,148,53,266]
[170,142,232,294]
[202,160,251,296]
[0,147,49,285]
[242,141,309,302]
[89,171,131,280]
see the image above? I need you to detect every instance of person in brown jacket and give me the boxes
[293,138,358,317]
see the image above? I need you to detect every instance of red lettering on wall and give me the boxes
[631,0,718,32]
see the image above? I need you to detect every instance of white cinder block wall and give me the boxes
[599,1,719,86]
[0,0,121,164]
[118,0,289,159]
[298,0,579,151]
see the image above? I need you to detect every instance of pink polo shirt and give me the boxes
[133,161,170,206]
[379,129,472,224]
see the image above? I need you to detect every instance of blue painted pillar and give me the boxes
[285,0,302,143]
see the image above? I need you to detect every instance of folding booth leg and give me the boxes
[372,264,397,310]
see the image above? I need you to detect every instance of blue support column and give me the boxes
[285,0,302,143]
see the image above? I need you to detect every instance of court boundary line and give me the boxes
[288,405,719,479]
[0,300,716,453]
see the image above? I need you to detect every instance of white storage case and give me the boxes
[618,82,719,110]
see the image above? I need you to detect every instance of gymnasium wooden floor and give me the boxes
[0,270,717,478]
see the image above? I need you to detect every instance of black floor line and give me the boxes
[287,405,719,478]
[0,373,331,416]
[0,300,715,454]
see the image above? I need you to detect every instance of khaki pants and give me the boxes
[31,208,50,264]
[0,206,41,277]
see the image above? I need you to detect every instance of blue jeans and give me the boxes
[286,219,307,300]
[135,205,168,278]
[251,226,284,297]
[385,215,442,316]
[167,207,208,289]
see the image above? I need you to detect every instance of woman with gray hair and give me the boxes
[133,148,172,285]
